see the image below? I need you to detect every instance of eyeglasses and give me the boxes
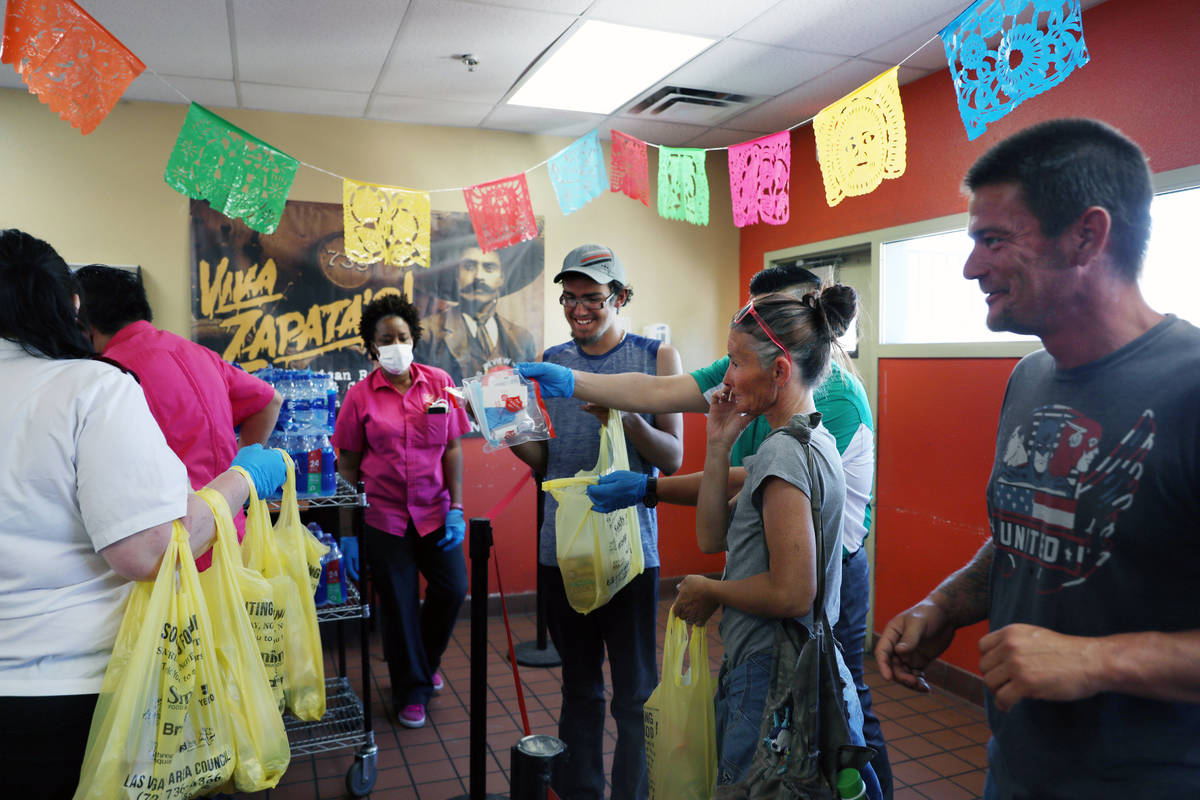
[559,293,614,310]
[733,299,788,355]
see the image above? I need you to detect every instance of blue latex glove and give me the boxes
[515,362,574,398]
[586,471,648,513]
[231,444,288,498]
[438,508,466,550]
[340,535,360,582]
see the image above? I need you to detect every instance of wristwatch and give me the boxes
[643,476,658,509]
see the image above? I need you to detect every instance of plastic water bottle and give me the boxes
[272,370,292,434]
[308,372,327,434]
[324,374,338,434]
[302,435,322,496]
[293,372,313,433]
[313,548,329,608]
[320,435,337,496]
[288,433,309,496]
[323,534,344,605]
[837,769,867,800]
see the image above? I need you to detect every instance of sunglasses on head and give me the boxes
[733,299,788,355]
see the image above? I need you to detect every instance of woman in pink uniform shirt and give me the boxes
[333,293,469,730]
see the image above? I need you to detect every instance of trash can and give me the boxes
[510,734,567,800]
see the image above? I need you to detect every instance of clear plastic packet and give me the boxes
[462,366,555,452]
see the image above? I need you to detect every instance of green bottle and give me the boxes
[837,768,867,800]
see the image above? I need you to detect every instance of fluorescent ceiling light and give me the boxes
[508,21,714,115]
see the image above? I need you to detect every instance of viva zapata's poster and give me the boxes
[190,199,545,398]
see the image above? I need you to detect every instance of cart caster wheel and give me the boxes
[346,759,377,797]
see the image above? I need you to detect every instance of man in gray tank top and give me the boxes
[511,244,683,800]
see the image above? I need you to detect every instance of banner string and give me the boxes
[135,19,945,189]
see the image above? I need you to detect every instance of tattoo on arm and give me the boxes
[932,540,993,629]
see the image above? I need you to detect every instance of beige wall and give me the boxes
[0,89,740,369]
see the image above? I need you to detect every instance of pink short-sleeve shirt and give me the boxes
[103,321,277,569]
[333,364,469,536]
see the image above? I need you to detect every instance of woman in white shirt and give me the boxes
[0,229,287,800]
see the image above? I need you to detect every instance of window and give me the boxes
[879,230,1036,345]
[1141,187,1199,325]
[880,184,1200,344]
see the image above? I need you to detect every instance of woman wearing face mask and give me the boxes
[333,293,470,729]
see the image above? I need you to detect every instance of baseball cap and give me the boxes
[555,244,626,287]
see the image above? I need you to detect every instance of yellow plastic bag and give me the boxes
[237,470,288,712]
[644,608,717,800]
[196,489,291,792]
[272,451,327,721]
[73,525,235,800]
[542,408,644,614]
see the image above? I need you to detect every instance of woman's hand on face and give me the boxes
[706,389,754,448]
[674,575,720,626]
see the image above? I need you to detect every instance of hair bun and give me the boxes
[816,284,858,339]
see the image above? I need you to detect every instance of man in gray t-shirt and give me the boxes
[875,120,1200,798]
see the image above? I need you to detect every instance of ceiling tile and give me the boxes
[239,83,369,118]
[77,0,233,79]
[483,106,607,139]
[721,58,928,134]
[599,118,710,149]
[733,0,970,58]
[120,74,239,109]
[472,0,592,12]
[863,30,954,74]
[375,0,575,103]
[586,0,782,37]
[234,0,409,92]
[367,95,493,128]
[663,39,847,96]
[682,127,773,148]
[859,4,971,71]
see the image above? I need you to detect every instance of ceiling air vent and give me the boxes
[625,86,762,126]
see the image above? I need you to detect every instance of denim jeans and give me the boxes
[364,521,467,707]
[835,546,893,799]
[541,564,659,800]
[714,647,774,786]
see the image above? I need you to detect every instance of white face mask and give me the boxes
[376,342,413,375]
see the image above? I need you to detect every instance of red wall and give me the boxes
[735,0,1200,675]
[874,359,1016,672]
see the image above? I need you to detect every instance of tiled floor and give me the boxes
[235,598,989,800]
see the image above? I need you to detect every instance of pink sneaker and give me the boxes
[397,703,426,728]
[432,672,444,692]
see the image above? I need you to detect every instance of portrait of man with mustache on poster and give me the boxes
[414,214,543,386]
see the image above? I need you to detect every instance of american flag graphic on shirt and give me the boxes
[989,404,1154,593]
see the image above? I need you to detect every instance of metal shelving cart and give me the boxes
[269,475,378,797]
